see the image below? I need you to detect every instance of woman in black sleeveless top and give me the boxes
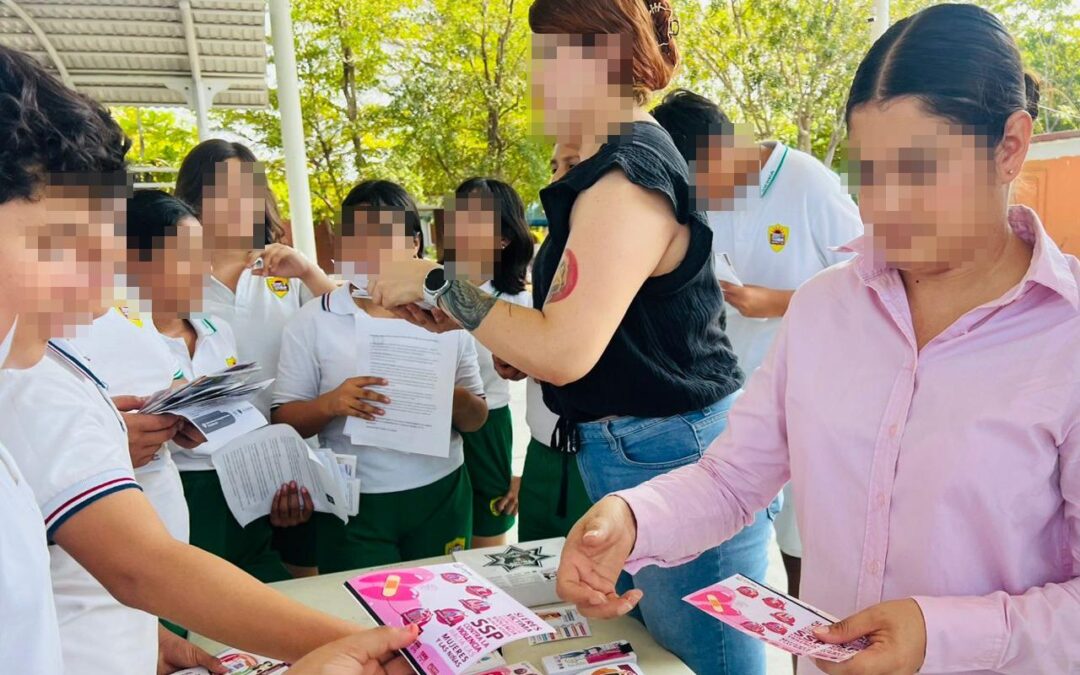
[371,2,775,673]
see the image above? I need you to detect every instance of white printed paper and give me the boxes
[714,251,743,287]
[345,318,457,457]
[211,425,355,526]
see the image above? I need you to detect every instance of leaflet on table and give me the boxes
[452,539,564,607]
[171,647,288,674]
[541,641,637,675]
[212,424,360,526]
[528,604,591,645]
[469,663,543,675]
[684,574,870,663]
[462,650,507,674]
[345,318,456,457]
[344,562,550,675]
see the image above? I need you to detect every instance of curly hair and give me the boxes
[0,45,130,204]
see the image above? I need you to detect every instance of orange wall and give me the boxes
[1013,155,1080,257]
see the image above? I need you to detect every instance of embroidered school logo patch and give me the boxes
[267,276,290,298]
[226,356,237,367]
[444,537,467,555]
[768,224,789,253]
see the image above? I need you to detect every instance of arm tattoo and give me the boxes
[438,280,498,331]
[546,249,579,304]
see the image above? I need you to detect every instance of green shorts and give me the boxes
[461,405,515,537]
[518,438,592,542]
[315,465,473,573]
[180,470,292,582]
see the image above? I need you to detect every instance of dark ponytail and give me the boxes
[846,3,1038,146]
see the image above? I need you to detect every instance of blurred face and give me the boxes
[336,206,417,283]
[127,216,208,316]
[443,194,503,284]
[531,33,634,140]
[690,125,759,211]
[200,158,266,250]
[550,142,581,182]
[847,97,1007,271]
[0,184,125,339]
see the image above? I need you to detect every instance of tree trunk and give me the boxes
[337,8,364,173]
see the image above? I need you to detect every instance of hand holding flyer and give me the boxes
[345,563,550,675]
[684,574,870,663]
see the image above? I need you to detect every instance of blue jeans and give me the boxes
[575,392,778,675]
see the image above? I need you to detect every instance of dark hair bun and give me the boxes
[1024,71,1041,121]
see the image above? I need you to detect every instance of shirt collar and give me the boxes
[835,205,1080,310]
[190,317,219,338]
[322,282,362,316]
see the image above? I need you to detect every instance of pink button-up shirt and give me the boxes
[619,206,1080,674]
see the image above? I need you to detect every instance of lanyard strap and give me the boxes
[760,145,789,199]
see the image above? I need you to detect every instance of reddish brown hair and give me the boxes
[529,0,679,105]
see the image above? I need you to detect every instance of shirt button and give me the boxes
[888,425,898,437]
[876,493,887,508]
[868,561,881,575]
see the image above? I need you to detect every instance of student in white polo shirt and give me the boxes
[273,180,488,571]
[122,189,297,582]
[446,177,537,547]
[175,139,337,572]
[653,89,864,601]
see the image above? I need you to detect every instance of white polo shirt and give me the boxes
[475,281,532,410]
[273,284,485,493]
[0,341,157,675]
[72,306,190,541]
[203,269,314,419]
[162,316,242,471]
[707,142,863,376]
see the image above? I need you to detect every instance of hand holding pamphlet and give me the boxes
[212,425,360,526]
[684,574,870,663]
[344,562,550,675]
[171,647,288,674]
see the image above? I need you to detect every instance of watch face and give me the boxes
[425,267,447,291]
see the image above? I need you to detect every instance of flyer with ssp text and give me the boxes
[344,563,550,675]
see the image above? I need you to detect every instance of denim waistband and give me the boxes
[575,389,743,443]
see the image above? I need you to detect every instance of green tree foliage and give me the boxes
[125,0,1077,223]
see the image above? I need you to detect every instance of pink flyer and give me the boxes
[345,563,550,675]
[683,574,870,663]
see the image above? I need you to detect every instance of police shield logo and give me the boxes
[267,276,291,298]
[768,224,789,252]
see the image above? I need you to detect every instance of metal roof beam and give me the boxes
[0,0,71,85]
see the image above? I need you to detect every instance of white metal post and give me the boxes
[268,0,317,262]
[179,0,211,141]
[871,0,891,40]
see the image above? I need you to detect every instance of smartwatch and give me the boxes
[422,266,451,308]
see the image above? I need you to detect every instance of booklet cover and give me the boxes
[171,648,288,674]
[452,538,563,608]
[541,641,637,675]
[683,574,870,663]
[469,664,543,675]
[345,563,550,675]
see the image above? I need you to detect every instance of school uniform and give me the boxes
[204,269,317,565]
[0,341,156,675]
[273,284,485,571]
[707,142,864,559]
[203,268,314,419]
[518,376,592,541]
[461,281,531,537]
[72,306,190,542]
[162,316,291,582]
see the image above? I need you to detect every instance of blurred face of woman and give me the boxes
[531,33,632,140]
[336,206,416,282]
[201,158,266,250]
[444,195,502,284]
[129,216,208,316]
[847,97,1017,273]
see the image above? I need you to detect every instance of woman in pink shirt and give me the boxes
[556,5,1080,675]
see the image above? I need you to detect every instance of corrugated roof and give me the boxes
[0,0,268,108]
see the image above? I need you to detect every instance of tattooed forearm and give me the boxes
[438,280,498,331]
